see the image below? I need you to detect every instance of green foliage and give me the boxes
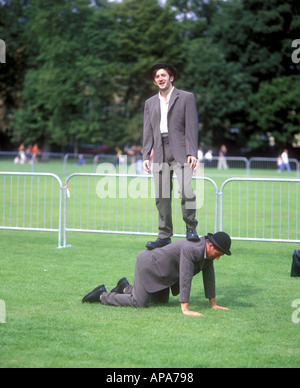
[13,0,120,148]
[107,0,183,146]
[249,76,300,145]
[182,0,300,149]
[0,0,299,151]
[0,0,28,130]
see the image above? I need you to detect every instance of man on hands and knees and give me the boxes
[82,232,232,317]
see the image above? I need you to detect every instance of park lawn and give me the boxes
[0,230,299,368]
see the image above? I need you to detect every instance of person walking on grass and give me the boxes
[82,232,232,317]
[280,149,291,172]
[142,63,199,250]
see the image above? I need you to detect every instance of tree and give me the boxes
[3,0,299,152]
[178,0,300,149]
[249,76,300,147]
[107,0,184,146]
[211,0,300,148]
[0,0,29,146]
[11,0,184,151]
[182,36,253,146]
[13,0,119,151]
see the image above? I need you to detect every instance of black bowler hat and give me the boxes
[149,63,177,81]
[207,232,232,256]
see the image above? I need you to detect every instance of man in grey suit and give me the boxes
[82,232,232,317]
[142,63,199,250]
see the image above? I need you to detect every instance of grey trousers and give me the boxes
[153,136,198,239]
[100,254,170,308]
[100,253,150,308]
[100,286,170,308]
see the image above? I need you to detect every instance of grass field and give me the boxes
[1,161,300,368]
[0,230,299,368]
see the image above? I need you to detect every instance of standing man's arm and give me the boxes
[185,93,199,170]
[142,101,153,174]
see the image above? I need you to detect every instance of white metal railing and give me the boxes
[0,172,63,248]
[220,177,300,243]
[1,172,300,247]
[249,157,299,174]
[1,151,299,177]
[62,173,219,247]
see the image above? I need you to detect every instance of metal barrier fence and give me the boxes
[220,178,300,243]
[0,151,117,178]
[1,151,299,177]
[208,156,250,171]
[63,173,219,247]
[0,172,63,248]
[249,157,299,173]
[1,172,300,247]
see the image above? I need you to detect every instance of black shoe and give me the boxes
[82,284,107,303]
[110,277,130,293]
[186,227,200,242]
[146,238,171,250]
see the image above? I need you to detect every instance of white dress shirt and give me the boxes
[159,87,174,134]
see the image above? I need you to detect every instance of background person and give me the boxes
[280,149,291,172]
[204,149,213,167]
[217,145,228,170]
[32,143,41,162]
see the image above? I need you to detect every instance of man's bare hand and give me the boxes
[187,155,197,170]
[183,310,204,317]
[211,305,229,311]
[181,302,204,317]
[209,298,229,311]
[143,160,151,173]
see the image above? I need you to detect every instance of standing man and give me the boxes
[142,63,199,250]
[82,232,232,317]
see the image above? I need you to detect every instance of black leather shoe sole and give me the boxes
[82,284,107,303]
[146,238,171,250]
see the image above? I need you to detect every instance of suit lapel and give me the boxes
[151,95,162,146]
[168,87,179,114]
[154,95,161,123]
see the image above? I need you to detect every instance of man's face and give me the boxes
[206,242,225,261]
[153,68,174,92]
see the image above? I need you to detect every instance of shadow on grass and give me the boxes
[208,284,262,308]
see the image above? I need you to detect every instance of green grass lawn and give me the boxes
[1,162,300,368]
[0,230,299,368]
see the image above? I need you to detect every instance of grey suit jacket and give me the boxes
[135,237,215,303]
[142,87,199,166]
